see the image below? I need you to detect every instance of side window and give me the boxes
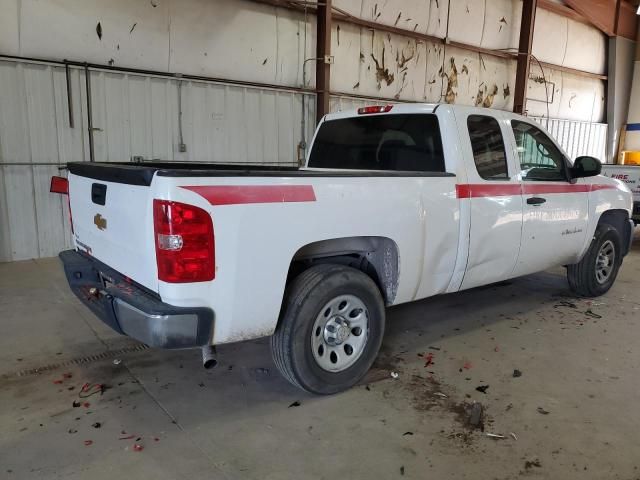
[511,120,567,181]
[467,115,509,180]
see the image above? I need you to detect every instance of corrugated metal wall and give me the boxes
[531,116,607,161]
[329,1,607,123]
[0,58,315,262]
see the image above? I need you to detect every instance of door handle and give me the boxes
[527,197,546,205]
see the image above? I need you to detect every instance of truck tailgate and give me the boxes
[68,172,158,292]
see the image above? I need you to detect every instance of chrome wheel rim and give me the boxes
[595,240,615,284]
[311,294,369,372]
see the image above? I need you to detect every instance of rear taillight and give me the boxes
[153,200,215,283]
[50,176,69,194]
[357,105,393,114]
[50,176,73,233]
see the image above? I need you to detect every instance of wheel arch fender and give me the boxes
[286,236,400,307]
[579,209,632,260]
[597,209,633,256]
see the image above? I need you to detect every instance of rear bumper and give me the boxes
[59,250,213,349]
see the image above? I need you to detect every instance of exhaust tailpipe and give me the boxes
[202,345,218,369]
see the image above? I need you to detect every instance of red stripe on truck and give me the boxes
[456,183,615,198]
[181,185,316,206]
[455,184,521,198]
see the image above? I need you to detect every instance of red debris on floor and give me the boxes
[424,352,435,368]
[79,383,104,398]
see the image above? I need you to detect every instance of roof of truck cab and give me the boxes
[324,103,439,121]
[322,103,531,123]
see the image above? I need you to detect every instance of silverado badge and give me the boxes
[94,213,107,231]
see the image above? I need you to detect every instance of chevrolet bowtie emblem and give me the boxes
[94,213,107,231]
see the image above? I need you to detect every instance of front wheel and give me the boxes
[567,224,622,297]
[271,264,385,395]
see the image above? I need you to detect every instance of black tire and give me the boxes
[270,264,385,395]
[567,224,622,297]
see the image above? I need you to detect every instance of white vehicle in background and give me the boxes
[52,104,634,394]
[601,165,640,223]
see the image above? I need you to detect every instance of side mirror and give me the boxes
[571,156,601,178]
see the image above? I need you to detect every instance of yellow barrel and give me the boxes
[621,151,640,165]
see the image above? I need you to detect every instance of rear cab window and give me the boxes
[308,114,445,172]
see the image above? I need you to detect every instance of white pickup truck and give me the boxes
[55,104,634,394]
[601,165,640,223]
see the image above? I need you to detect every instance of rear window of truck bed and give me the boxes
[308,114,445,172]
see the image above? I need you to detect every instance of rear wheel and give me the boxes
[271,264,385,394]
[568,224,622,297]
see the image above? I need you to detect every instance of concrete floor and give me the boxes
[1,232,640,480]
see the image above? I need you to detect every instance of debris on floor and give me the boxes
[537,407,550,415]
[485,432,506,439]
[132,443,144,452]
[92,422,101,428]
[288,401,301,408]
[475,385,489,394]
[512,369,522,378]
[424,352,435,367]
[525,459,542,470]
[79,383,105,398]
[402,431,413,436]
[390,371,399,379]
[584,309,602,319]
[113,359,121,365]
[555,300,578,309]
[83,440,93,446]
[468,402,483,429]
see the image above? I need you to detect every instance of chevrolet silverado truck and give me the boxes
[601,165,640,223]
[53,104,635,394]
